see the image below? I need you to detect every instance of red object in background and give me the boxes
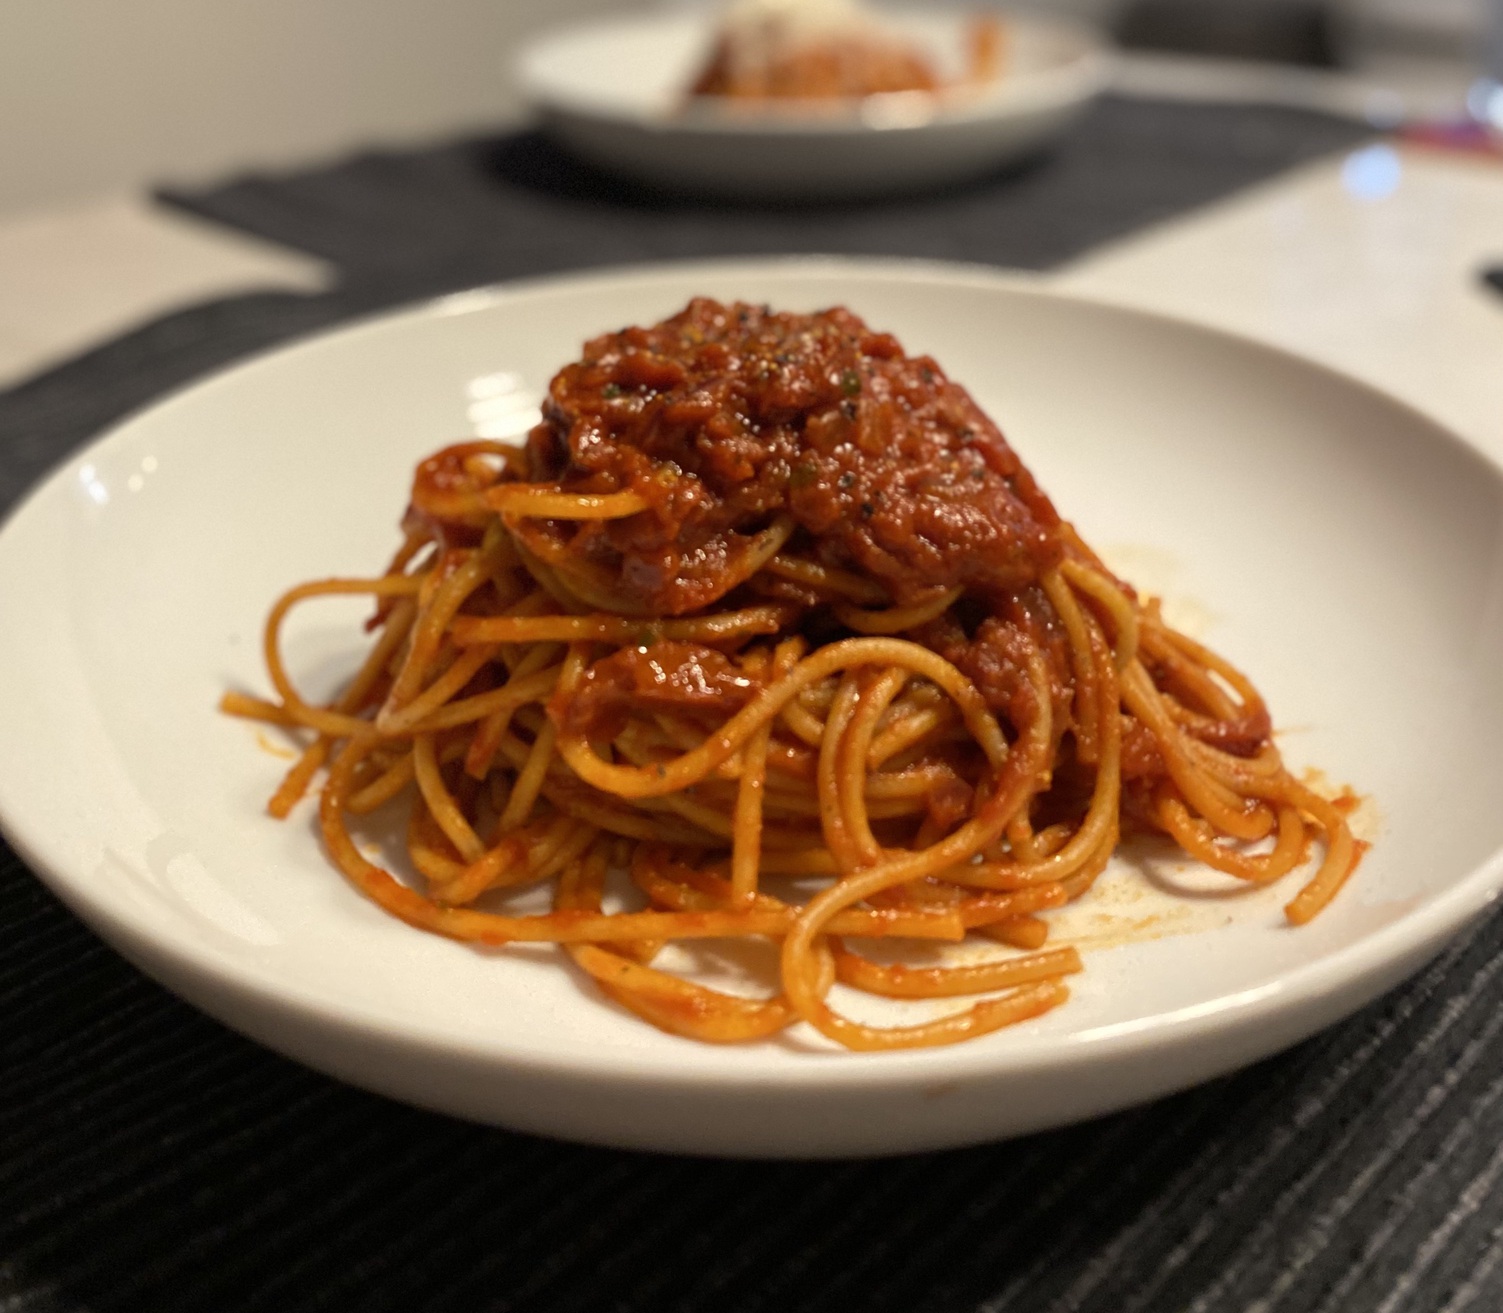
[1398,118,1503,160]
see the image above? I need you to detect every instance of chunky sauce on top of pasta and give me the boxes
[525,298,1062,614]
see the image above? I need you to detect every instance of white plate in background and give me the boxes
[517,9,1112,199]
[3,258,1503,1157]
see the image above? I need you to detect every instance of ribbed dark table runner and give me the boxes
[8,96,1500,1313]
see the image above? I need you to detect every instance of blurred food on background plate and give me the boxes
[688,0,1005,103]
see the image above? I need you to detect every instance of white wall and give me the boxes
[0,0,636,217]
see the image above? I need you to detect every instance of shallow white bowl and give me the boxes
[516,9,1112,199]
[3,258,1503,1158]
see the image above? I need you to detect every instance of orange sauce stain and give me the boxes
[254,729,298,761]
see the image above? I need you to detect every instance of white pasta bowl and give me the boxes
[2,258,1502,1157]
[516,9,1112,199]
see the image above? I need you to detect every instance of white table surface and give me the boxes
[0,194,331,389]
[1057,141,1503,461]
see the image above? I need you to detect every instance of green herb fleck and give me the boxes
[840,369,862,397]
[790,463,817,489]
[602,383,622,398]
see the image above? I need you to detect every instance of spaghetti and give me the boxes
[224,298,1362,1051]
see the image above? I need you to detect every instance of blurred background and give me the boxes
[1,0,1497,218]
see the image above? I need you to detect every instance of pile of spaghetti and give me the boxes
[224,298,1361,1051]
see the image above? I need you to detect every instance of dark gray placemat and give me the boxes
[11,97,1502,1313]
[163,96,1367,297]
